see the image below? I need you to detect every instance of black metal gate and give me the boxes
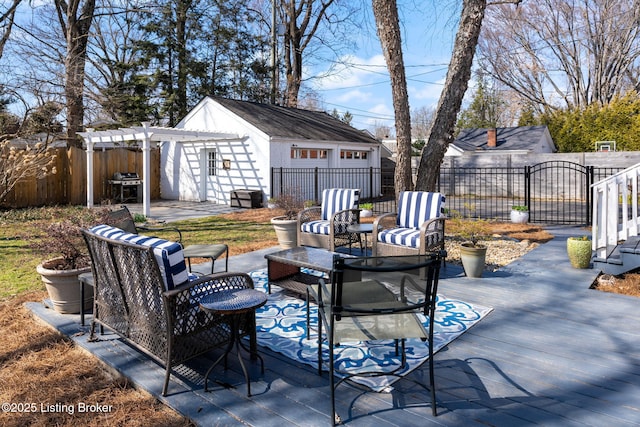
[525,161,594,225]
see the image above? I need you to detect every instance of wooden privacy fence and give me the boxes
[2,147,160,208]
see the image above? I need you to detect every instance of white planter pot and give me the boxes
[360,209,372,218]
[510,210,529,224]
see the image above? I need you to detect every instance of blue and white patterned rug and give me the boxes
[250,269,492,392]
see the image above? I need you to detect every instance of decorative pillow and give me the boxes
[90,224,189,291]
[397,191,445,229]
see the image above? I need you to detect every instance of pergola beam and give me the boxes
[78,124,240,217]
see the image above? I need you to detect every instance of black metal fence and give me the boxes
[271,163,624,225]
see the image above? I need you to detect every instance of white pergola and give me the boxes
[78,122,240,217]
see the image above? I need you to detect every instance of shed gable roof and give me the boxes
[210,97,378,144]
[454,126,555,152]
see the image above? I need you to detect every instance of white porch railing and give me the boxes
[592,162,640,259]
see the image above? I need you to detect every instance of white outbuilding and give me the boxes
[164,96,382,205]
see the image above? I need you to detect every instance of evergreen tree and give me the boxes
[136,0,270,126]
[456,70,503,132]
[540,92,640,152]
[329,108,353,125]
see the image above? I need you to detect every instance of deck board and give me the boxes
[27,227,640,426]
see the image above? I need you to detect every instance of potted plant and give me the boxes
[449,208,490,278]
[567,236,592,268]
[270,193,306,249]
[510,205,529,224]
[31,207,110,314]
[359,202,373,218]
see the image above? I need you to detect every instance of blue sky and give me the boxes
[307,2,462,134]
[6,1,463,134]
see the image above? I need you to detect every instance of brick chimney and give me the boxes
[487,128,497,148]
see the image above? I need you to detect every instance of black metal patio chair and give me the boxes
[315,252,444,425]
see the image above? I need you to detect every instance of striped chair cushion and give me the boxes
[90,224,189,291]
[378,228,441,249]
[378,228,421,248]
[397,191,445,229]
[321,188,359,220]
[301,220,331,235]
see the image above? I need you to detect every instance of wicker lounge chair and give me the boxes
[297,188,360,252]
[107,206,228,274]
[372,191,446,257]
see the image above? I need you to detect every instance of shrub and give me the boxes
[272,193,306,219]
[30,207,112,270]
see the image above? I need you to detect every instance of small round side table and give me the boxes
[199,288,267,396]
[347,223,374,254]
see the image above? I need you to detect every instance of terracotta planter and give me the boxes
[567,237,592,269]
[459,242,487,278]
[271,216,298,249]
[36,258,92,314]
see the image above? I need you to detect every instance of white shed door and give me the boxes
[199,149,218,202]
[290,148,329,168]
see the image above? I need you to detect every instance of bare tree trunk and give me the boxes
[0,0,22,60]
[372,0,412,196]
[415,0,487,192]
[280,0,335,108]
[55,0,96,148]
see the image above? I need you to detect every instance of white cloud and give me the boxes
[310,54,388,92]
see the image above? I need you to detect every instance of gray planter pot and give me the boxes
[36,258,92,314]
[459,242,487,278]
[271,216,298,249]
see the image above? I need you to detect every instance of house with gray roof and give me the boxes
[162,96,382,205]
[451,126,557,155]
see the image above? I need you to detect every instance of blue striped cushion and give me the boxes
[378,228,442,249]
[321,188,359,220]
[90,224,189,291]
[378,228,421,248]
[301,220,330,235]
[397,191,445,229]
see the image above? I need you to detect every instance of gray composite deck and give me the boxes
[29,225,640,426]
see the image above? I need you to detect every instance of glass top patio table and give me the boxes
[264,246,353,296]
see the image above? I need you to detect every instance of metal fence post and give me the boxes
[314,167,319,203]
[369,167,374,200]
[524,165,531,217]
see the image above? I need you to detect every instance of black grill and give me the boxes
[113,172,140,181]
[108,172,142,203]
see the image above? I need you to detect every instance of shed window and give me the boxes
[207,151,216,176]
[340,150,368,160]
[291,148,328,159]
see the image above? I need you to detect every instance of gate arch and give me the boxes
[525,161,593,225]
